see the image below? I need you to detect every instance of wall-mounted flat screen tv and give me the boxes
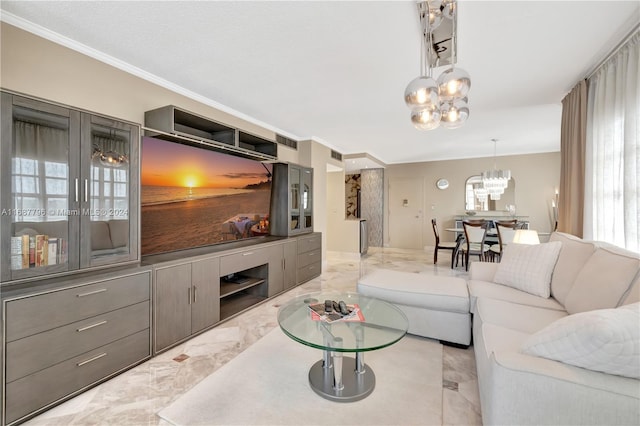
[141,136,272,255]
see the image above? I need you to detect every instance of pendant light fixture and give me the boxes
[481,139,510,200]
[404,0,470,130]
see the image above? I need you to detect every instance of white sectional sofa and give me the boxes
[468,232,640,425]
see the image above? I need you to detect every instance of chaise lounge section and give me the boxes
[469,232,640,425]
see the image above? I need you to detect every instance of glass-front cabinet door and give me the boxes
[302,167,313,231]
[1,93,80,282]
[1,92,139,284]
[289,166,301,232]
[80,114,138,267]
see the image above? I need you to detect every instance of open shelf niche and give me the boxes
[219,264,268,320]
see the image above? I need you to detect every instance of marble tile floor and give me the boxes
[24,247,481,426]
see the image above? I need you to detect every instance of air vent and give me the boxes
[276,134,298,150]
[331,150,343,161]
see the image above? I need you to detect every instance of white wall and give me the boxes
[384,152,561,248]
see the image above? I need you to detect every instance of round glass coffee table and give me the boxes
[277,292,408,402]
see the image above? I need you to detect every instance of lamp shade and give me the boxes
[512,229,540,245]
[404,76,439,110]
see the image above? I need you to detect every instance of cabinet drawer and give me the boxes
[220,248,268,276]
[6,301,149,383]
[297,249,321,268]
[297,262,321,283]
[5,329,150,425]
[6,271,151,342]
[297,234,321,254]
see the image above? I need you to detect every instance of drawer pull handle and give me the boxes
[242,252,254,256]
[77,352,107,367]
[193,285,197,303]
[188,287,191,305]
[77,320,107,332]
[77,288,107,297]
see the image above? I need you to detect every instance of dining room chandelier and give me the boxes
[481,139,510,200]
[404,0,470,130]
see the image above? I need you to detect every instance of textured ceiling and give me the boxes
[2,1,639,166]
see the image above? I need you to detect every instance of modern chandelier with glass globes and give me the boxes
[404,0,470,130]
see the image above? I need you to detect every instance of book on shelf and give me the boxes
[48,237,58,265]
[35,234,48,267]
[10,235,30,269]
[29,236,36,267]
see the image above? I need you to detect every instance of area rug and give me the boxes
[157,327,443,425]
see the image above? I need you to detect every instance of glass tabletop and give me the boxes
[277,292,409,352]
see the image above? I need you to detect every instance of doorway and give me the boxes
[388,177,424,249]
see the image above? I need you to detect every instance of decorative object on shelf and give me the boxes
[92,132,129,167]
[505,204,516,217]
[404,0,470,130]
[436,178,449,190]
[481,139,511,200]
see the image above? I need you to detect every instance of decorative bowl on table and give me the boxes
[465,211,477,216]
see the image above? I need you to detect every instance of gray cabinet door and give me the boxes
[266,245,284,297]
[154,264,192,352]
[283,240,297,290]
[191,257,220,334]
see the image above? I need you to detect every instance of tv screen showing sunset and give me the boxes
[141,136,272,255]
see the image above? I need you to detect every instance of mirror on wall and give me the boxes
[465,175,516,212]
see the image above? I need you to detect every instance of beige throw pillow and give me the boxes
[493,241,562,298]
[521,303,640,379]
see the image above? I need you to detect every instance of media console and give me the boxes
[144,233,321,354]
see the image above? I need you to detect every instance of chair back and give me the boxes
[496,221,518,249]
[431,218,440,244]
[463,220,487,244]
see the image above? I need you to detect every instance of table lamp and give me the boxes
[512,229,540,245]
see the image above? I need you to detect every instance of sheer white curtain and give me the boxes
[584,31,639,252]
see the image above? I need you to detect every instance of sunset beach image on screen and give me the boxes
[140,136,272,255]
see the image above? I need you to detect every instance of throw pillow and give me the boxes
[493,241,562,298]
[521,302,640,379]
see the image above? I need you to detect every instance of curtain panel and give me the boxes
[584,31,639,252]
[558,80,587,237]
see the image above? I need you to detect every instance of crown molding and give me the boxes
[0,11,301,141]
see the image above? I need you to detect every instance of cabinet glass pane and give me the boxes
[303,169,312,229]
[89,123,130,260]
[289,167,300,231]
[10,106,70,272]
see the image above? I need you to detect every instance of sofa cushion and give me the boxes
[468,280,565,314]
[90,221,113,250]
[521,303,640,379]
[108,220,129,248]
[476,298,567,334]
[549,232,597,306]
[493,241,562,298]
[564,244,640,314]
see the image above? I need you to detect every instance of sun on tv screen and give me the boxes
[140,136,272,255]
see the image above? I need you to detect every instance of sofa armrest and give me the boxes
[469,261,498,282]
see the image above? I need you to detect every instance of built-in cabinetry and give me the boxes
[296,232,322,284]
[153,258,220,353]
[0,91,140,284]
[144,105,277,161]
[148,235,316,354]
[1,267,152,426]
[270,163,313,236]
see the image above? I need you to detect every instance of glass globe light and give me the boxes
[437,67,471,100]
[411,106,441,131]
[404,76,439,110]
[440,98,469,129]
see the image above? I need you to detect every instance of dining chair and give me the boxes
[461,220,491,271]
[431,218,460,268]
[489,221,519,262]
